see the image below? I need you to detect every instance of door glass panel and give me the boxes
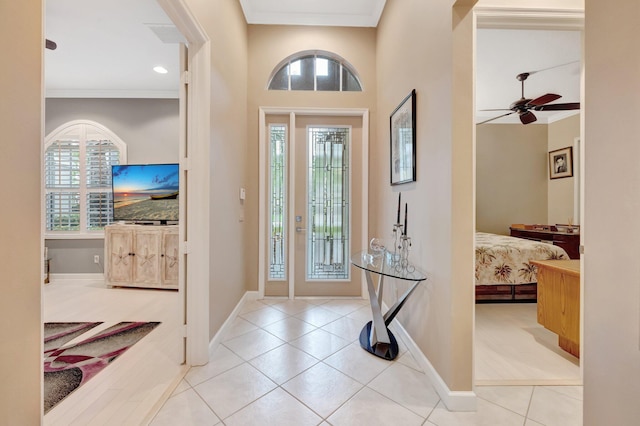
[269,125,286,280]
[307,127,350,280]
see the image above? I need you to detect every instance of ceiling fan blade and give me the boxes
[533,102,580,111]
[480,108,512,112]
[527,93,561,106]
[519,111,537,125]
[477,111,515,125]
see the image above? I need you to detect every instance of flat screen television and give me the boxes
[111,163,179,224]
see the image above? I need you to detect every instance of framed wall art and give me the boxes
[549,146,573,179]
[390,89,416,185]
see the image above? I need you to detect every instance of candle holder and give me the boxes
[391,224,413,273]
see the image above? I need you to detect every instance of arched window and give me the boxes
[44,120,127,236]
[268,51,363,92]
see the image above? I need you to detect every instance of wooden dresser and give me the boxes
[531,259,580,358]
[509,227,580,259]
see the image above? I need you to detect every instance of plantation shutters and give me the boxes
[44,121,126,236]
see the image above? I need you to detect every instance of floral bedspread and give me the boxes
[475,232,569,285]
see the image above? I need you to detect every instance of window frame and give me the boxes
[267,50,363,92]
[44,120,127,239]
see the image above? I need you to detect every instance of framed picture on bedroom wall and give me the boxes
[549,146,573,179]
[390,89,416,185]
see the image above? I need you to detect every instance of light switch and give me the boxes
[239,187,246,200]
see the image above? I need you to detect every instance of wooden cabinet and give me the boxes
[531,259,580,358]
[105,224,179,290]
[509,227,580,259]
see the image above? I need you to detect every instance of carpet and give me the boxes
[44,321,160,413]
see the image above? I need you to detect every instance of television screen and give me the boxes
[111,163,179,223]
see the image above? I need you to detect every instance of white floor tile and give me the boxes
[346,306,373,323]
[239,299,269,315]
[428,399,525,426]
[170,379,191,397]
[295,305,343,327]
[150,388,220,426]
[321,299,368,316]
[367,363,439,418]
[290,328,351,360]
[324,342,392,384]
[475,385,534,417]
[223,328,285,361]
[194,363,277,420]
[321,315,365,342]
[249,344,319,385]
[281,363,363,418]
[240,305,290,327]
[541,385,583,401]
[222,317,259,342]
[328,387,425,426]
[185,345,244,387]
[224,388,322,426]
[395,351,422,372]
[270,299,315,315]
[527,386,583,426]
[263,316,317,342]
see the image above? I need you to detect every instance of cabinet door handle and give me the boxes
[129,252,135,256]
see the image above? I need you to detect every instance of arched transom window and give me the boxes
[268,51,363,92]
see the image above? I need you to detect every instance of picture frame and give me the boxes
[549,146,573,179]
[390,89,416,185]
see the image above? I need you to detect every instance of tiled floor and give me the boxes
[151,298,583,425]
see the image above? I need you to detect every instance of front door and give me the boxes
[264,114,364,298]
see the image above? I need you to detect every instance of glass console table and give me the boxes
[351,251,427,360]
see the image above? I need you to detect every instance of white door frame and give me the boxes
[258,107,369,299]
[158,0,210,365]
[468,5,585,384]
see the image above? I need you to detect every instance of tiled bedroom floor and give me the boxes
[151,298,583,426]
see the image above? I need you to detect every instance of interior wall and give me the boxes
[185,0,249,340]
[376,0,473,392]
[0,0,43,422]
[246,24,377,293]
[547,114,580,225]
[476,123,548,234]
[45,98,179,163]
[44,98,179,274]
[584,0,640,423]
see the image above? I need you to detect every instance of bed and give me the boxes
[475,232,570,302]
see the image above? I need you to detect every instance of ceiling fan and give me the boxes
[478,66,580,125]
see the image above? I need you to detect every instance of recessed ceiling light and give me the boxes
[153,66,168,74]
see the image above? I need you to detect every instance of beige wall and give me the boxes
[376,0,473,392]
[476,124,548,234]
[0,0,43,423]
[246,24,378,292]
[584,0,640,423]
[547,114,580,225]
[186,0,249,339]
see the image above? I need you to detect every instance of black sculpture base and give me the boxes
[359,321,399,360]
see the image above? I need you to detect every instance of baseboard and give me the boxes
[389,316,477,412]
[48,273,105,283]
[208,291,259,352]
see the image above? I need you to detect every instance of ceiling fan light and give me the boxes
[153,66,168,74]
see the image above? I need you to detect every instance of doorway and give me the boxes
[42,0,210,422]
[472,8,584,385]
[259,109,369,299]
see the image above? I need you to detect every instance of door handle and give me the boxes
[296,226,306,233]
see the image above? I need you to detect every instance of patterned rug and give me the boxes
[43,321,160,413]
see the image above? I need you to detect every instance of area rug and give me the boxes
[43,321,160,413]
